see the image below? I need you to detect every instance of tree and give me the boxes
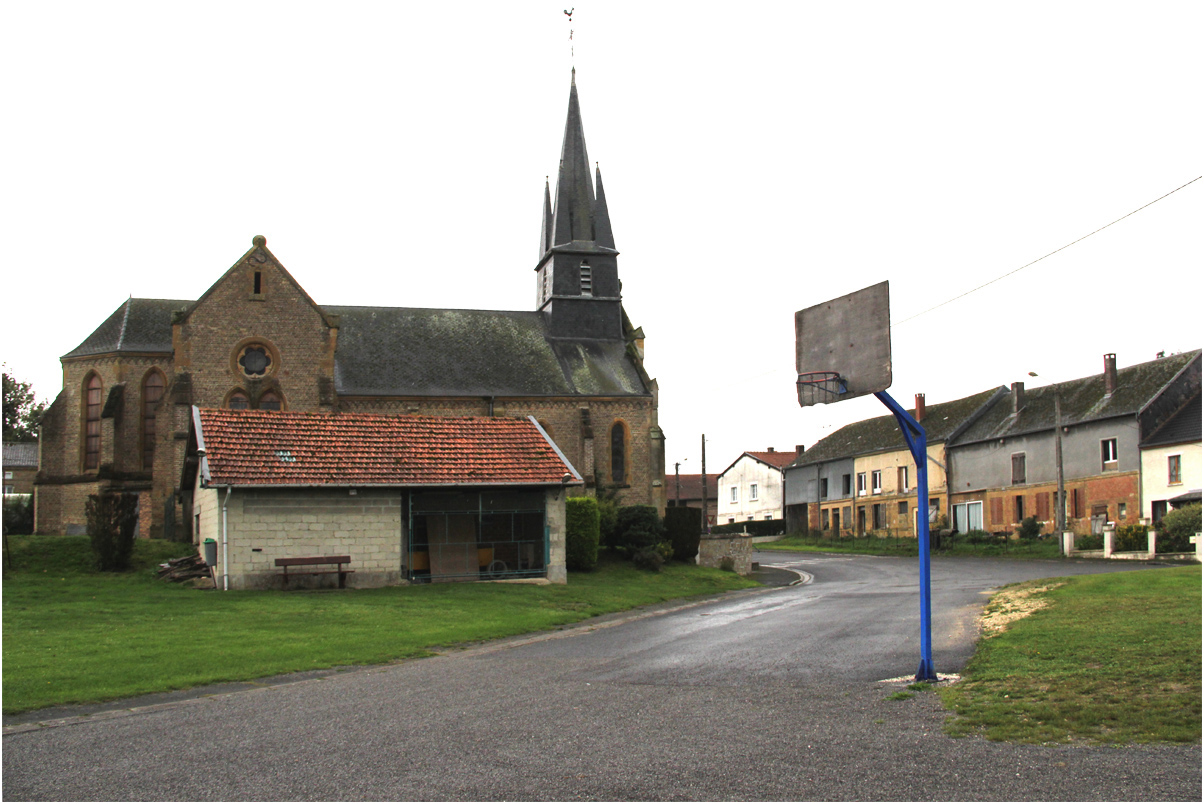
[2,369,46,442]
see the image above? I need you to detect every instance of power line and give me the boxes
[893,176,1201,326]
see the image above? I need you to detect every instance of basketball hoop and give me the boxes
[797,371,847,407]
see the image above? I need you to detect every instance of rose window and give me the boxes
[238,345,272,377]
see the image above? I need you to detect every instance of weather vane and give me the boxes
[564,7,574,60]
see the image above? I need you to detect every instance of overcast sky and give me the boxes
[3,2,1200,474]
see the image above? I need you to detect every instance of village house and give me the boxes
[716,448,800,524]
[1139,393,1200,522]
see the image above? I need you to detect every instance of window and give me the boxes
[872,503,884,529]
[1101,438,1118,470]
[141,371,165,470]
[897,466,909,494]
[840,507,849,530]
[764,514,773,520]
[1036,492,1050,521]
[1117,502,1127,521]
[747,515,754,521]
[730,486,738,503]
[1011,453,1026,485]
[4,471,11,480]
[258,391,281,411]
[541,267,550,302]
[253,271,262,294]
[83,374,102,470]
[3,485,13,494]
[610,422,626,484]
[898,501,908,515]
[842,474,851,496]
[952,501,983,532]
[1151,500,1168,523]
[1014,495,1025,522]
[856,472,867,496]
[821,508,830,530]
[1168,454,1182,485]
[579,263,592,296]
[990,496,1004,526]
[1070,487,1082,518]
[238,344,273,378]
[871,470,882,494]
[228,392,250,410]
[819,478,828,499]
[749,483,759,501]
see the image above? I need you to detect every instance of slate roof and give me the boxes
[63,299,649,398]
[792,387,1008,467]
[193,408,581,488]
[664,473,718,501]
[327,306,648,397]
[63,298,188,358]
[2,442,39,468]
[1142,393,1201,448]
[953,351,1201,446]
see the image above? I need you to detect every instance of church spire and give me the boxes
[539,177,553,258]
[593,164,615,249]
[549,70,598,248]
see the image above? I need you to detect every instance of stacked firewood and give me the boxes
[157,554,212,583]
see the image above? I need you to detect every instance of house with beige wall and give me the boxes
[716,449,799,524]
[1140,392,1200,522]
[184,407,581,590]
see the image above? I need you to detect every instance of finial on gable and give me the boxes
[252,235,266,247]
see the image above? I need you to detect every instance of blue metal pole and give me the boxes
[874,391,937,682]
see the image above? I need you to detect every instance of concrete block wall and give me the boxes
[219,488,403,590]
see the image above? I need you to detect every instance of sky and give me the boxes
[2,1,1200,474]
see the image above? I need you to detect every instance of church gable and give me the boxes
[173,236,337,412]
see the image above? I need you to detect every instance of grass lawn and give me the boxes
[756,533,1063,559]
[939,565,1201,744]
[2,535,759,715]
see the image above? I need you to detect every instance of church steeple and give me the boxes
[535,70,623,340]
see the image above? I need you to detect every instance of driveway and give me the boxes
[3,553,1199,800]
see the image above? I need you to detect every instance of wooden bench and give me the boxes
[275,556,354,589]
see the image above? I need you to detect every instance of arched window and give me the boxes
[83,374,103,470]
[227,391,250,410]
[141,371,165,470]
[610,421,627,484]
[258,390,282,411]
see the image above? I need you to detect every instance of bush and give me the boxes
[86,492,139,572]
[1016,516,1041,541]
[1157,503,1201,553]
[614,505,665,554]
[3,496,34,535]
[631,546,665,572]
[664,506,702,562]
[596,490,620,549]
[1115,523,1149,552]
[1076,533,1103,551]
[951,529,995,546]
[565,497,600,571]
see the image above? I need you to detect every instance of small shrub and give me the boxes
[1115,523,1149,552]
[1076,533,1103,551]
[3,496,34,535]
[631,546,665,572]
[1157,503,1201,553]
[718,556,736,572]
[565,497,600,571]
[86,492,139,572]
[664,506,702,562]
[1016,516,1041,541]
[614,505,665,554]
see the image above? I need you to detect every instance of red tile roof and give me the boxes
[744,450,800,469]
[195,408,579,487]
[662,473,718,501]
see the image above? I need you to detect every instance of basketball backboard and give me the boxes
[795,280,892,406]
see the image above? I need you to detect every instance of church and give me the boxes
[34,71,666,540]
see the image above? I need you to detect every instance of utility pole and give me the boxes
[674,461,682,506]
[700,434,708,535]
[1055,391,1066,535]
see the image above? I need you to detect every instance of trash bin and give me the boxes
[203,538,218,567]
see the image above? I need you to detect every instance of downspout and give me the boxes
[221,486,232,592]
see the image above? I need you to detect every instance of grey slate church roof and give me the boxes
[63,298,187,358]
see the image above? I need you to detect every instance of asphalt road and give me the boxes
[3,553,1200,801]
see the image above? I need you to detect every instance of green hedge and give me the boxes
[565,497,600,571]
[710,519,786,537]
[664,506,702,562]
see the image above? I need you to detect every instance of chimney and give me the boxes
[767,447,775,453]
[914,393,926,423]
[796,444,805,457]
[1103,353,1117,396]
[1011,382,1025,414]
